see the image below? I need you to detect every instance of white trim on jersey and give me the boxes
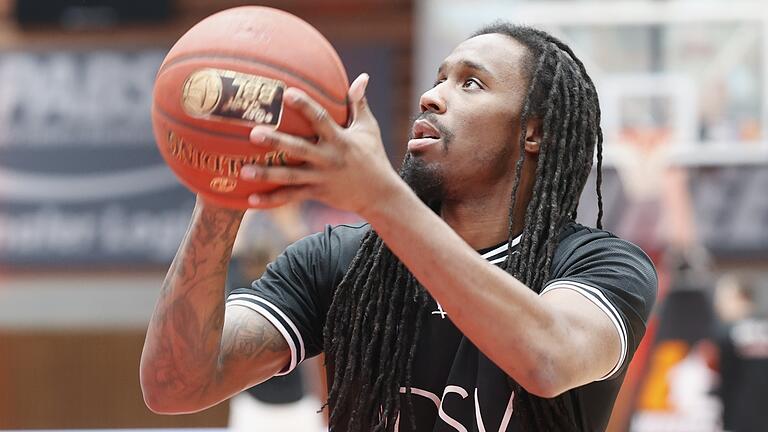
[226,299,298,375]
[479,234,522,260]
[481,244,508,259]
[480,233,522,268]
[227,293,307,376]
[539,280,628,381]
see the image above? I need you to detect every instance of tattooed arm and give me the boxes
[139,197,290,414]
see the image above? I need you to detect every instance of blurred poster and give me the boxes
[689,166,768,260]
[0,49,195,267]
[575,165,768,260]
[0,44,392,267]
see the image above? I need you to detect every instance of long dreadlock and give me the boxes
[322,23,604,431]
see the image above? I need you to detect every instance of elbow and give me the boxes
[140,368,204,415]
[142,389,178,415]
[141,384,205,415]
[141,390,173,415]
[140,379,179,415]
[512,355,569,399]
[522,373,567,399]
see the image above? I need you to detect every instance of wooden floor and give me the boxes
[0,329,228,429]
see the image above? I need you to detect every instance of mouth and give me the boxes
[408,119,442,152]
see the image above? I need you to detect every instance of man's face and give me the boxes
[402,33,533,203]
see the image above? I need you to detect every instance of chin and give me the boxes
[399,154,445,210]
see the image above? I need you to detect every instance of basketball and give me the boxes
[151,6,349,209]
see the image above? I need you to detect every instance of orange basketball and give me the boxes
[152,6,349,209]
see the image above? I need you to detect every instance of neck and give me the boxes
[440,192,524,250]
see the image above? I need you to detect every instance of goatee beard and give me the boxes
[401,111,454,211]
[399,153,444,212]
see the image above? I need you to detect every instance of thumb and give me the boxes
[347,73,373,126]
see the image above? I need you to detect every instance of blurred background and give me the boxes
[0,1,766,431]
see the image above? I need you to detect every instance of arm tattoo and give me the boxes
[220,309,289,368]
[144,204,248,401]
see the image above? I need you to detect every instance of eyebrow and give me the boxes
[438,59,493,77]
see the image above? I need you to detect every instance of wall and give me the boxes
[0,0,414,427]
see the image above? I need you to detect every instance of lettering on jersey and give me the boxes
[432,301,448,319]
[439,385,470,432]
[474,387,515,432]
[396,385,515,431]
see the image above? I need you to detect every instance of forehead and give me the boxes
[441,33,530,84]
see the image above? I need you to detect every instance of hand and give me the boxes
[240,73,403,216]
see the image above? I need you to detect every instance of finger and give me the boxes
[346,73,368,125]
[250,126,333,166]
[240,164,322,186]
[284,87,339,139]
[348,73,368,105]
[347,74,374,128]
[248,186,315,208]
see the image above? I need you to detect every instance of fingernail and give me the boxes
[350,85,363,102]
[284,88,299,103]
[241,165,256,178]
[350,73,369,102]
[250,128,266,143]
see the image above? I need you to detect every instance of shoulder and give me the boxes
[326,222,370,247]
[556,221,634,253]
[279,222,370,278]
[548,220,658,322]
[286,222,369,255]
[545,222,659,380]
[554,221,656,279]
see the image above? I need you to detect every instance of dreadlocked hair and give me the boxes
[322,22,604,432]
[477,23,604,431]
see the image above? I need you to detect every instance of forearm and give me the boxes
[140,197,245,412]
[364,183,566,394]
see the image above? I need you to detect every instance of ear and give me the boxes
[524,117,542,154]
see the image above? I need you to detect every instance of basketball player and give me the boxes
[141,23,657,431]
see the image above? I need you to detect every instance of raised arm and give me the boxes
[235,77,655,399]
[139,198,290,414]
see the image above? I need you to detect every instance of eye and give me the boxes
[462,78,482,89]
[432,77,446,88]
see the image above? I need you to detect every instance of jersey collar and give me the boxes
[478,233,522,264]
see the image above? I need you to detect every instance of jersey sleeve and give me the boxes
[540,230,658,380]
[226,224,363,375]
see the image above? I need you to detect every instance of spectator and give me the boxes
[714,275,768,432]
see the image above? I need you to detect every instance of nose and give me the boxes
[419,84,446,114]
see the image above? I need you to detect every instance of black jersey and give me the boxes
[227,221,657,431]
